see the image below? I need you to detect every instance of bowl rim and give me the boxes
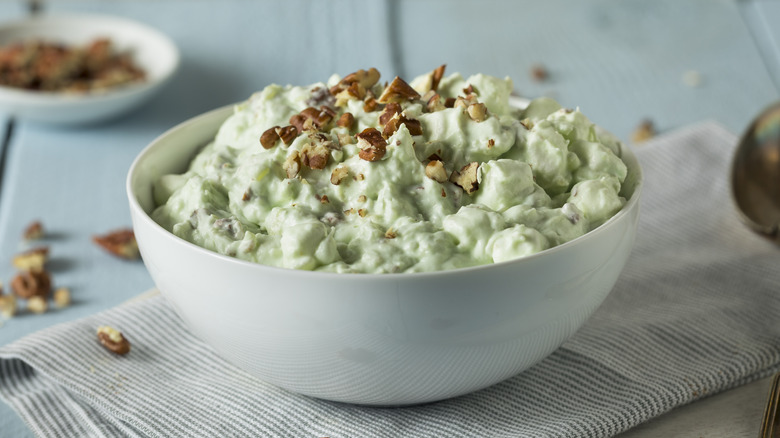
[0,12,180,103]
[127,103,643,280]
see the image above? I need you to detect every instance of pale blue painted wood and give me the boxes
[740,0,780,94]
[395,0,778,142]
[0,0,26,205]
[0,1,36,435]
[0,1,28,20]
[0,1,778,437]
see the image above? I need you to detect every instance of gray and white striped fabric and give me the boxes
[1,121,779,437]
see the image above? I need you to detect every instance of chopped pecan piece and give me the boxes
[454,94,478,109]
[53,287,71,308]
[242,189,251,201]
[356,128,387,161]
[276,125,298,145]
[358,195,367,203]
[27,296,48,314]
[322,106,337,117]
[467,103,488,122]
[450,162,480,194]
[378,102,402,126]
[290,105,336,132]
[283,150,302,178]
[358,209,367,217]
[260,126,281,149]
[463,84,476,95]
[488,139,495,148]
[337,132,354,146]
[0,295,17,318]
[334,82,367,106]
[301,142,330,170]
[97,326,131,355]
[12,247,48,272]
[378,76,421,103]
[413,64,447,94]
[330,166,349,185]
[632,119,655,143]
[337,112,355,129]
[11,270,51,299]
[338,67,381,89]
[426,93,446,112]
[23,221,43,240]
[421,89,436,105]
[530,64,548,82]
[382,114,422,138]
[444,97,456,108]
[431,64,446,92]
[330,68,380,105]
[363,97,379,112]
[520,118,534,130]
[289,114,307,133]
[93,229,140,259]
[425,160,448,183]
[385,228,397,239]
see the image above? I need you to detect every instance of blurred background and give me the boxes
[3,0,777,141]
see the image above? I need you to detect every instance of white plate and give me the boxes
[0,14,180,125]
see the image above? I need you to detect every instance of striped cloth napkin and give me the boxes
[1,121,779,437]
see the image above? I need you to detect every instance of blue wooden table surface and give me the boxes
[0,1,778,436]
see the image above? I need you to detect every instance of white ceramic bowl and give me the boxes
[127,105,642,405]
[0,14,179,125]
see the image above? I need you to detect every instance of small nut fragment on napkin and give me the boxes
[93,229,140,259]
[97,326,131,355]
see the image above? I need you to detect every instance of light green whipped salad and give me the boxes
[151,67,628,273]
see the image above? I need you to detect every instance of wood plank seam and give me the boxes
[0,119,14,199]
[737,0,780,95]
[384,0,406,78]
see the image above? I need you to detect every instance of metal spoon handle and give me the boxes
[760,372,780,438]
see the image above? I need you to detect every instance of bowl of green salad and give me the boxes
[128,66,642,405]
